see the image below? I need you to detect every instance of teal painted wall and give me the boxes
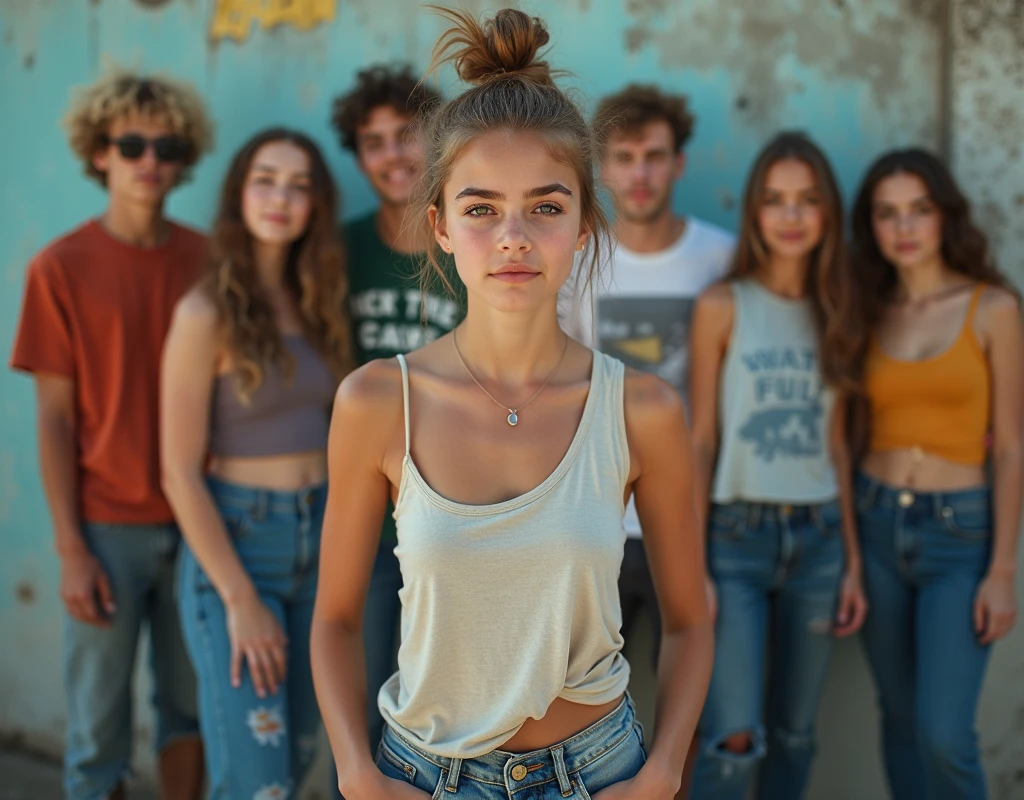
[4,2,1020,797]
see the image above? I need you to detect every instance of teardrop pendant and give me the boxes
[507,411,518,427]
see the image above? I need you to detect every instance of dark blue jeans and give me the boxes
[691,500,844,800]
[331,539,403,799]
[857,473,992,800]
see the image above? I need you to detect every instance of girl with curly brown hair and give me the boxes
[161,128,354,799]
[832,149,1023,799]
[311,8,712,800]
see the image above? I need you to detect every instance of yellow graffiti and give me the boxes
[210,0,336,42]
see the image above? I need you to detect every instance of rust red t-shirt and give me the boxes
[10,219,206,523]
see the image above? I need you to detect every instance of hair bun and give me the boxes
[429,6,553,87]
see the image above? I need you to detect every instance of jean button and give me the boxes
[898,490,914,508]
[511,764,528,781]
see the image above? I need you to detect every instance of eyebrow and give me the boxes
[252,163,311,178]
[874,194,931,207]
[454,183,573,201]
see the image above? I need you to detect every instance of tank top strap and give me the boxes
[965,283,986,326]
[396,354,411,456]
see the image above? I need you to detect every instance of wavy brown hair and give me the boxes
[201,128,354,402]
[413,6,609,302]
[728,132,847,384]
[829,147,1017,458]
[593,83,695,154]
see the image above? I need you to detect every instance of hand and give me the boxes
[225,594,288,698]
[60,547,115,627]
[974,571,1017,645]
[834,568,868,637]
[343,773,432,800]
[705,576,718,626]
[590,775,677,800]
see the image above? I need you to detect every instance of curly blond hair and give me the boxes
[64,69,214,187]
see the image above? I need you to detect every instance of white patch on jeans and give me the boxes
[252,782,291,800]
[247,705,286,747]
[807,616,832,635]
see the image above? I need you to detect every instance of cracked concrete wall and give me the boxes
[0,2,1021,797]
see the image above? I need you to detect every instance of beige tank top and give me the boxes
[378,350,632,759]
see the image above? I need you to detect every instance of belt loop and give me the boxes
[932,490,944,521]
[864,476,879,511]
[749,503,762,531]
[551,745,573,796]
[445,757,462,792]
[253,490,268,522]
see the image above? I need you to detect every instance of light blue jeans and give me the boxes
[177,476,326,800]
[376,695,646,798]
[690,500,844,800]
[63,522,199,800]
[857,473,992,800]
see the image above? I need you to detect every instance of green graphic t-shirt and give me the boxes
[345,211,463,541]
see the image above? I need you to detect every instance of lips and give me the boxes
[895,242,919,253]
[263,213,290,224]
[777,231,805,242]
[491,264,540,283]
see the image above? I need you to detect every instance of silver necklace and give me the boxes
[452,328,569,427]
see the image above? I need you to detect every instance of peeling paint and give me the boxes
[620,0,941,143]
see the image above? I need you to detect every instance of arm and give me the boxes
[610,372,713,799]
[975,289,1023,644]
[311,362,424,800]
[687,285,733,620]
[160,291,286,697]
[829,395,868,637]
[36,375,115,626]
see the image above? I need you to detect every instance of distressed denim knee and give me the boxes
[693,726,767,800]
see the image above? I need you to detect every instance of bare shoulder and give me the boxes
[334,357,405,422]
[623,368,686,429]
[979,284,1021,318]
[697,280,735,309]
[172,284,219,330]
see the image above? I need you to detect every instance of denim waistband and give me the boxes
[855,472,989,515]
[384,695,637,787]
[205,474,327,516]
[712,499,837,528]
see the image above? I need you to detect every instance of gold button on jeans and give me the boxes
[511,764,528,781]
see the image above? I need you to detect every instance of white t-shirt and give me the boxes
[561,216,735,537]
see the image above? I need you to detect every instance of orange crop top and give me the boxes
[864,285,990,465]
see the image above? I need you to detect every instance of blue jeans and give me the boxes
[376,695,646,798]
[331,538,403,799]
[691,500,844,800]
[857,473,992,800]
[178,476,326,800]
[63,522,199,800]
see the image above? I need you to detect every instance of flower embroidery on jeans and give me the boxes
[247,706,286,747]
[252,782,291,800]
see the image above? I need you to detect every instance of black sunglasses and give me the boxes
[107,134,189,163]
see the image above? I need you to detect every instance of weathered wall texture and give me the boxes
[952,1,1024,287]
[0,1,1020,798]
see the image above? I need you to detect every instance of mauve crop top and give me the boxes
[209,334,337,457]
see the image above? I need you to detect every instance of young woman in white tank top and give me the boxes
[687,133,868,800]
[311,8,713,800]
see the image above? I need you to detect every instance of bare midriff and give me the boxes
[208,450,328,492]
[501,695,625,753]
[861,448,986,493]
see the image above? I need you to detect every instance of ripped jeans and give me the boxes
[178,476,326,800]
[690,500,844,800]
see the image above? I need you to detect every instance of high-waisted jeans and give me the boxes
[856,473,992,800]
